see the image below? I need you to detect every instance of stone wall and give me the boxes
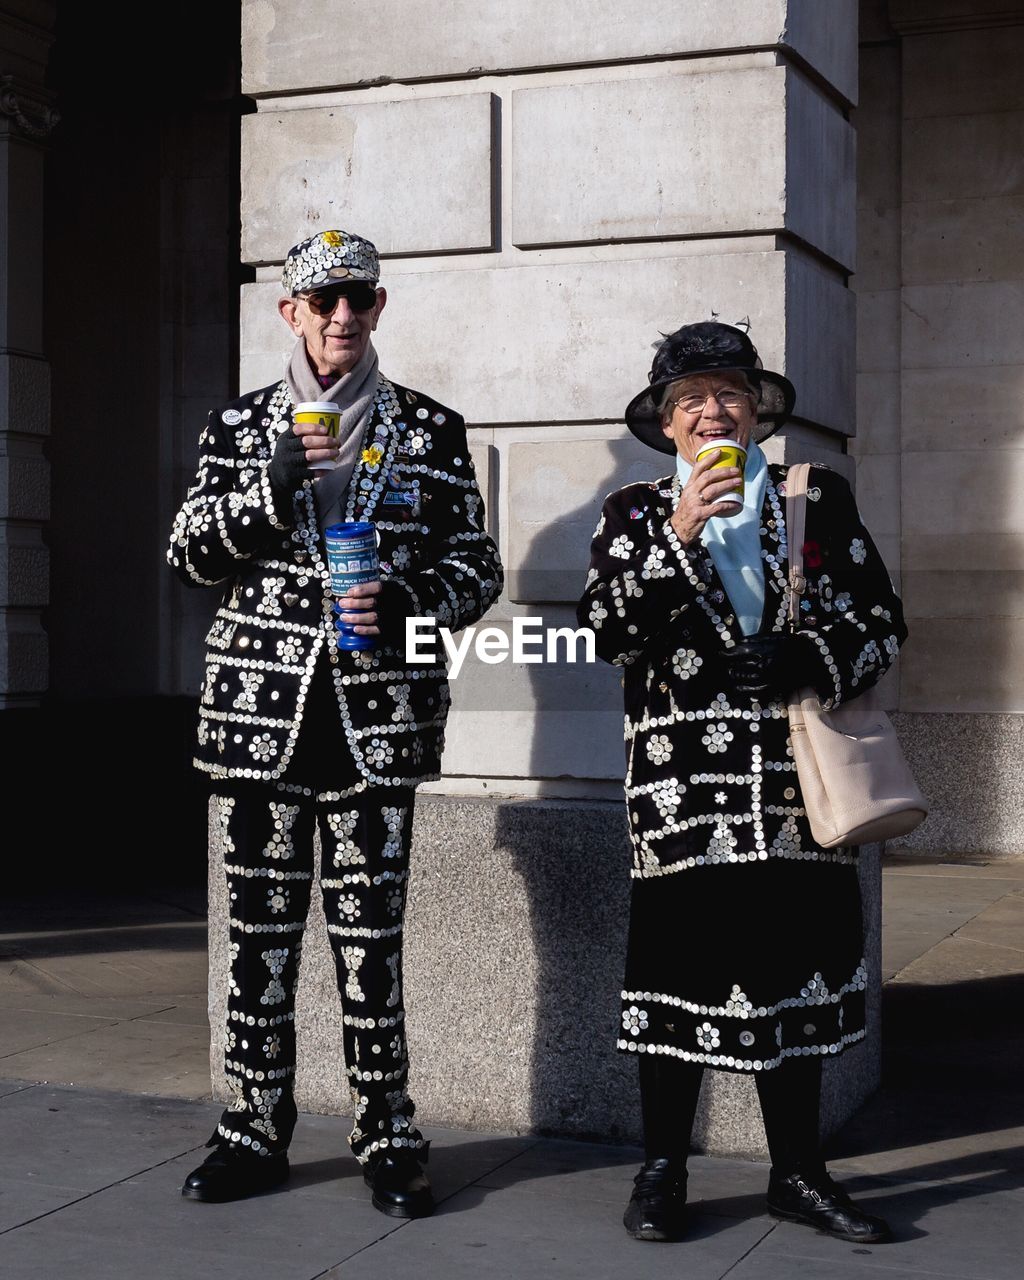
[854,1,1024,855]
[0,1,56,709]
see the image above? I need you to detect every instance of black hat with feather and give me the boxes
[624,321,796,454]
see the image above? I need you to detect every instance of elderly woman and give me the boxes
[577,322,904,1244]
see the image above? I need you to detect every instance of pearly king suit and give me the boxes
[168,371,502,1161]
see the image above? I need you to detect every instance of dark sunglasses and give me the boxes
[299,283,379,315]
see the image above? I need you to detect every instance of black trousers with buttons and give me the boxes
[211,663,426,1164]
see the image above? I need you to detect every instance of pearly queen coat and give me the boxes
[168,375,502,791]
[577,463,907,1073]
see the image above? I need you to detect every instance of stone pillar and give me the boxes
[855,0,1024,855]
[211,0,869,1153]
[0,6,57,708]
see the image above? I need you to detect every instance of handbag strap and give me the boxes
[785,462,811,630]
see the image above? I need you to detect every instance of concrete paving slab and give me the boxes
[0,1174,91,1234]
[0,1006,122,1057]
[0,1078,35,1098]
[0,992,178,1019]
[755,1180,1024,1280]
[0,1184,390,1280]
[332,1176,773,1280]
[0,1017,210,1096]
[892,935,1024,986]
[3,942,207,1000]
[133,996,210,1028]
[0,958,80,998]
[884,858,1024,882]
[727,1248,955,1280]
[0,1085,212,1188]
[954,894,1024,953]
[882,874,1010,931]
[476,1136,646,1205]
[882,929,954,981]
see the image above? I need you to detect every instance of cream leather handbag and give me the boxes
[785,464,927,848]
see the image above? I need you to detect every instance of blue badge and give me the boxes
[383,488,418,507]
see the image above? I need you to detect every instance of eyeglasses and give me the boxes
[670,388,755,415]
[299,283,379,315]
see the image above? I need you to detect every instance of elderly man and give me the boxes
[168,229,502,1215]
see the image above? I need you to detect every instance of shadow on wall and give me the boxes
[494,797,640,1143]
[496,442,662,1142]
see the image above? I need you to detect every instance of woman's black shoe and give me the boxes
[622,1158,687,1241]
[766,1170,892,1243]
[181,1140,289,1203]
[363,1147,434,1218]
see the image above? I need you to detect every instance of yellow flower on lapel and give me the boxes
[323,230,342,247]
[361,444,384,467]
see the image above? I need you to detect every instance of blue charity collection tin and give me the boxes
[324,521,379,651]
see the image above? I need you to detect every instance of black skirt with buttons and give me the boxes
[618,855,867,1072]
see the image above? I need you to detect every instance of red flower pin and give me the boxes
[802,540,823,569]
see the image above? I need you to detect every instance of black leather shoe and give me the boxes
[363,1146,434,1219]
[181,1140,289,1203]
[622,1158,687,1241]
[767,1169,892,1243]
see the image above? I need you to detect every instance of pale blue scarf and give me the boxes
[675,440,768,636]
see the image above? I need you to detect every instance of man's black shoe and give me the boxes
[181,1140,289,1203]
[363,1146,434,1219]
[767,1169,892,1243]
[622,1158,687,1241]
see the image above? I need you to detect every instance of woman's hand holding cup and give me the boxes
[671,448,744,546]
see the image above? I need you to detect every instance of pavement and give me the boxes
[1,853,1022,1280]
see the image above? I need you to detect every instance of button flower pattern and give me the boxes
[622,1005,649,1036]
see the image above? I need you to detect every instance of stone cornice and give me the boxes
[888,0,1024,34]
[0,74,58,138]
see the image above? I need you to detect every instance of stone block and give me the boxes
[0,610,48,697]
[786,69,857,269]
[902,196,1024,286]
[856,46,901,204]
[901,366,1024,453]
[904,448,1024,539]
[0,525,48,606]
[904,567,1024,625]
[900,617,1024,713]
[761,425,855,480]
[901,281,1024,369]
[464,435,497,538]
[0,353,50,436]
[891,711,1024,856]
[856,290,901,373]
[242,248,856,435]
[511,65,853,268]
[904,112,1024,204]
[852,452,901,544]
[435,603,626,782]
[0,449,49,521]
[505,434,658,602]
[241,94,495,261]
[242,0,857,102]
[852,369,901,458]
[903,24,1024,118]
[855,205,900,294]
[208,793,881,1152]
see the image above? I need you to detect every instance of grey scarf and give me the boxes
[285,338,380,530]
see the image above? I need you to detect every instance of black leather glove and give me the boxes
[724,633,821,699]
[268,429,312,517]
